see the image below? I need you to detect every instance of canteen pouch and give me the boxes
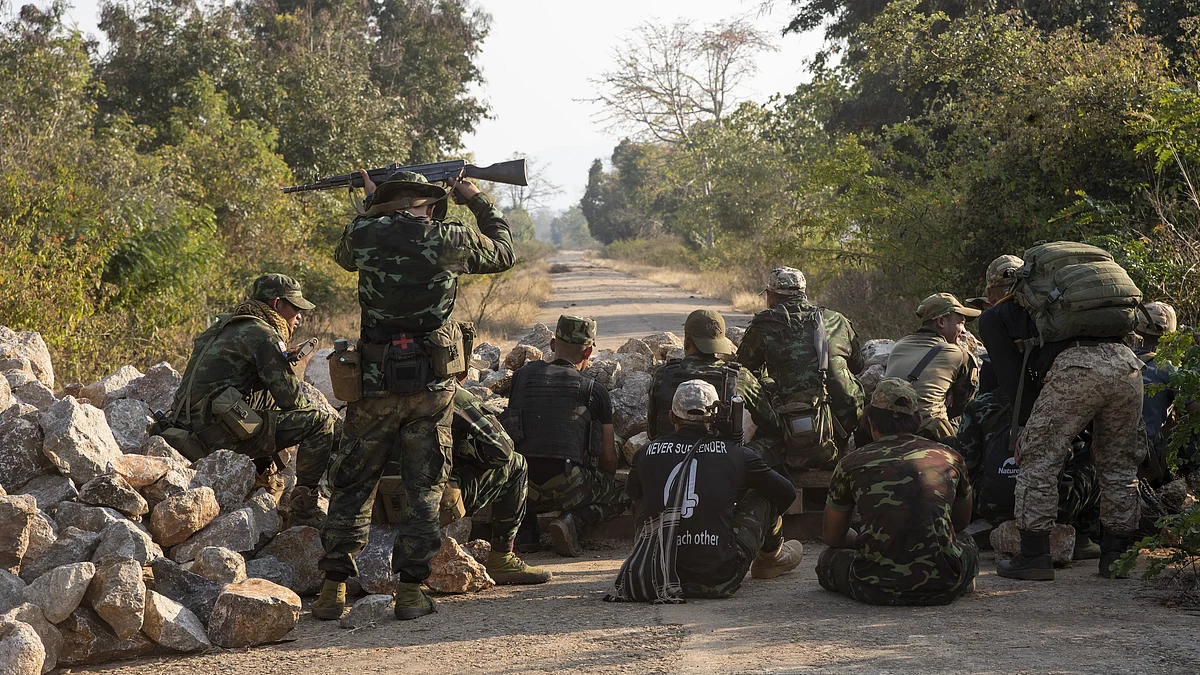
[327,346,364,403]
[777,390,836,470]
[427,321,466,378]
[211,387,262,441]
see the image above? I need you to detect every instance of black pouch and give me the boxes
[384,340,431,394]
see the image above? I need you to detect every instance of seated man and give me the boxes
[504,315,629,556]
[819,378,978,606]
[164,273,336,526]
[884,293,980,441]
[648,309,782,464]
[627,380,803,598]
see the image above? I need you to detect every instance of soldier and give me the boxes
[313,170,514,621]
[626,380,803,598]
[818,378,978,606]
[165,273,335,526]
[737,267,865,470]
[1134,302,1200,480]
[647,309,781,458]
[884,293,980,441]
[503,315,629,557]
[442,381,551,584]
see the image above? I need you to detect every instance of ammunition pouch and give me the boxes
[427,321,466,378]
[439,481,467,527]
[776,388,836,470]
[327,345,364,402]
[211,387,262,441]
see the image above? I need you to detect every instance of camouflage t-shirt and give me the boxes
[827,434,972,603]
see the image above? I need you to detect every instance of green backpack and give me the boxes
[1011,241,1142,345]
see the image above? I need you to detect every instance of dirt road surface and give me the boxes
[85,253,1199,674]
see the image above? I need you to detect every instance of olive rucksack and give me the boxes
[1011,241,1142,345]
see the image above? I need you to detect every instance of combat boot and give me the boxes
[750,540,805,579]
[285,485,327,529]
[485,551,553,585]
[1073,533,1102,560]
[548,512,583,557]
[996,529,1054,581]
[1099,530,1137,578]
[393,582,436,620]
[254,464,287,503]
[311,579,346,620]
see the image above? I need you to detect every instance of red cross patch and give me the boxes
[392,334,416,351]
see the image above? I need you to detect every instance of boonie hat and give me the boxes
[764,267,807,296]
[671,379,720,422]
[871,378,920,416]
[555,315,597,346]
[1137,302,1178,337]
[684,309,736,356]
[986,255,1024,290]
[252,273,315,311]
[916,293,981,322]
[370,170,449,211]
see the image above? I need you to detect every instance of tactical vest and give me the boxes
[653,359,740,433]
[502,360,595,463]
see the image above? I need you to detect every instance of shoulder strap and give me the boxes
[812,309,829,373]
[577,373,594,411]
[907,344,946,383]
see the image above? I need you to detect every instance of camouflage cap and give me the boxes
[251,273,315,311]
[373,169,448,205]
[671,379,720,422]
[1137,302,1178,337]
[764,267,807,296]
[916,292,980,322]
[986,255,1024,289]
[555,315,597,346]
[684,309,736,356]
[870,377,920,416]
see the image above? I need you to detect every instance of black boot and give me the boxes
[1099,530,1136,579]
[997,529,1055,581]
[515,513,540,554]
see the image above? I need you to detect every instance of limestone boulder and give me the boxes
[257,526,323,596]
[516,323,554,357]
[39,397,123,486]
[12,382,55,413]
[0,571,26,614]
[726,325,746,347]
[142,590,210,653]
[0,620,45,675]
[20,528,100,582]
[340,594,394,629]
[0,494,37,574]
[172,507,258,563]
[0,375,10,413]
[241,489,282,548]
[244,556,296,590]
[85,559,146,640]
[149,487,219,547]
[57,606,155,667]
[92,520,162,567]
[24,510,56,562]
[53,502,122,534]
[0,404,51,493]
[611,371,652,439]
[583,356,624,391]
[191,546,246,585]
[642,332,684,360]
[503,344,543,372]
[0,328,55,389]
[110,362,181,414]
[613,351,652,375]
[4,366,36,390]
[479,368,513,395]
[147,558,221,624]
[206,579,301,648]
[472,342,502,371]
[622,431,649,465]
[108,454,174,489]
[462,539,491,565]
[81,366,143,410]
[1,603,61,673]
[303,351,343,408]
[103,399,156,453]
[23,561,95,623]
[358,524,399,595]
[78,474,148,519]
[424,537,493,594]
[16,474,76,511]
[140,435,189,465]
[141,466,197,511]
[617,338,655,360]
[861,339,895,369]
[189,450,256,511]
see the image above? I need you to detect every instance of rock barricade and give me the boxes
[206,579,301,649]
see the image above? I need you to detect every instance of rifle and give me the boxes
[282,159,528,194]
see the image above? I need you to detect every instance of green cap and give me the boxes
[916,293,980,322]
[373,170,449,205]
[555,315,597,346]
[684,309,735,356]
[870,377,920,416]
[251,273,315,311]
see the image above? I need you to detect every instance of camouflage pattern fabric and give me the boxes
[527,462,629,527]
[1015,343,1145,533]
[318,389,455,583]
[680,490,784,599]
[884,328,978,436]
[450,386,525,544]
[646,354,781,442]
[555,315,597,346]
[825,434,976,605]
[737,298,865,444]
[817,539,978,606]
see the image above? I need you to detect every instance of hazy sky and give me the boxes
[60,0,824,212]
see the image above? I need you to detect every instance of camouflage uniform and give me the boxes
[450,386,526,545]
[819,433,978,606]
[1015,343,1145,534]
[527,465,628,527]
[319,181,514,583]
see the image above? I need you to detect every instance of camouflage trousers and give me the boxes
[816,538,978,606]
[456,452,528,546]
[1015,344,1145,533]
[227,407,337,488]
[319,389,454,583]
[527,461,629,526]
[680,490,784,599]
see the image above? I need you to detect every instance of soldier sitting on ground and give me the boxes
[818,378,978,606]
[503,315,629,557]
[884,293,980,442]
[626,380,803,598]
[163,273,336,527]
[647,309,782,462]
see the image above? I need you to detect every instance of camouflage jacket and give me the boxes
[451,385,513,470]
[170,315,310,428]
[646,353,780,440]
[827,434,972,603]
[737,298,865,435]
[335,192,514,343]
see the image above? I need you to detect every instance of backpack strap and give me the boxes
[812,308,829,374]
[907,344,946,383]
[1007,340,1037,455]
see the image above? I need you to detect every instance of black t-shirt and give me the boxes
[525,359,614,484]
[627,427,796,585]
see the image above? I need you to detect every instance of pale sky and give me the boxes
[60,0,824,212]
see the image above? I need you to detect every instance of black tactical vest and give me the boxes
[503,360,594,463]
[653,359,740,433]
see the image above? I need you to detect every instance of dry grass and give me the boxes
[455,258,552,341]
[588,256,764,311]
